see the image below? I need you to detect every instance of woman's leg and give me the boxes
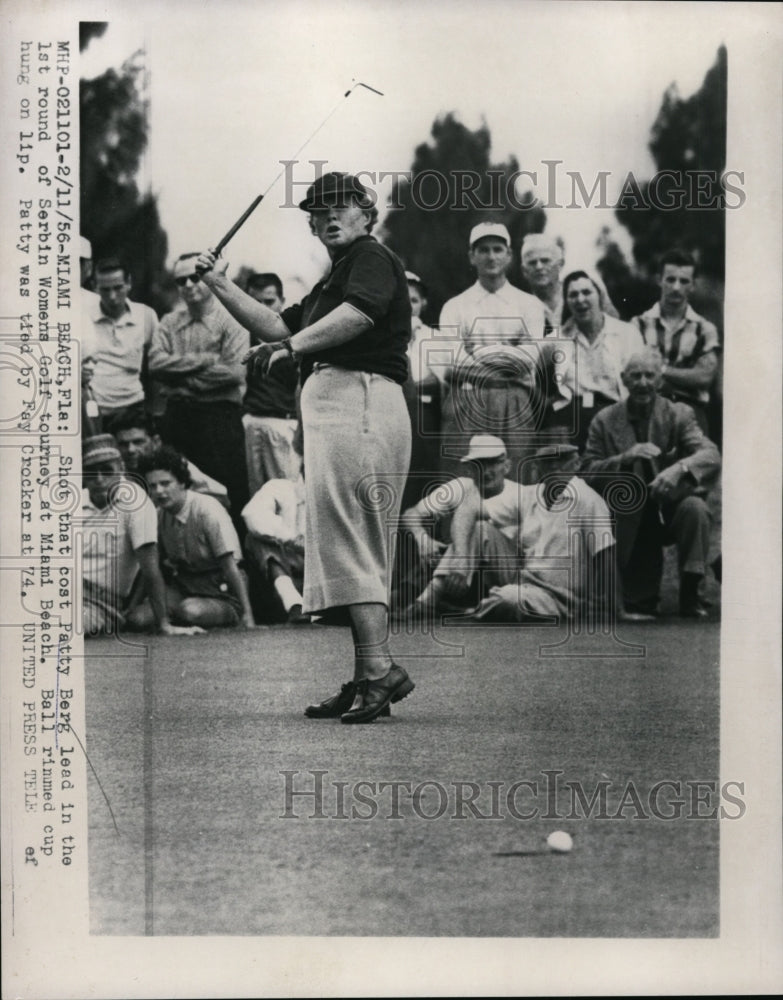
[348,602,393,681]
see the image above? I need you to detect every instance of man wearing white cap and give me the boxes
[397,436,614,623]
[438,223,547,482]
[397,434,524,618]
[468,444,615,623]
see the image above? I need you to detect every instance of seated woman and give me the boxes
[545,270,644,450]
[129,446,254,630]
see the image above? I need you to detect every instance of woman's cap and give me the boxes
[298,172,373,211]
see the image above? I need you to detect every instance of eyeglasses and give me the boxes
[175,274,201,287]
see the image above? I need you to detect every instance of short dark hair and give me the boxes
[246,272,283,298]
[111,411,158,438]
[658,248,697,275]
[137,446,192,488]
[175,252,201,266]
[94,257,130,281]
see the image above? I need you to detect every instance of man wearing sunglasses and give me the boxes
[149,252,250,537]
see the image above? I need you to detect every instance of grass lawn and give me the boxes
[85,601,720,937]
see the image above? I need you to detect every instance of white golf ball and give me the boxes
[546,830,573,853]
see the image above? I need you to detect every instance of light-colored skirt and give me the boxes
[301,365,412,613]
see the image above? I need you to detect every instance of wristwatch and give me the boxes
[280,336,298,358]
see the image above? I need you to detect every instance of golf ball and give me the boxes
[546,830,573,853]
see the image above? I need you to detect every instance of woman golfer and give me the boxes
[196,171,414,723]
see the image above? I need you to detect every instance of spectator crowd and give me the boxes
[77,221,722,637]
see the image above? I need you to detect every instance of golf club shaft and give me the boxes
[210,81,383,255]
[214,195,265,256]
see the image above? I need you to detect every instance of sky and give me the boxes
[78,0,741,302]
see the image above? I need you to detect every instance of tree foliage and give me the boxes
[79,23,108,52]
[80,51,169,314]
[613,45,727,282]
[381,113,546,322]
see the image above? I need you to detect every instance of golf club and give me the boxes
[211,81,384,256]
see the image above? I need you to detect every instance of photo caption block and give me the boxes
[1,16,88,953]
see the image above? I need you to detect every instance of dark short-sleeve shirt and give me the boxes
[281,235,411,384]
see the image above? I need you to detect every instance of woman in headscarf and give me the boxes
[545,270,644,450]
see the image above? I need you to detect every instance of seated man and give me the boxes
[111,412,229,508]
[80,434,201,636]
[133,446,255,630]
[398,437,614,624]
[241,474,310,624]
[469,444,615,622]
[581,349,721,619]
[397,435,529,620]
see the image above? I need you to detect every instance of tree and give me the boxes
[613,46,727,283]
[594,228,658,321]
[380,113,546,323]
[79,23,108,52]
[80,50,169,314]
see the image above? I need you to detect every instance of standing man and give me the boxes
[631,248,720,433]
[438,223,547,482]
[581,350,721,619]
[520,233,566,329]
[149,252,250,532]
[89,257,158,433]
[242,272,302,496]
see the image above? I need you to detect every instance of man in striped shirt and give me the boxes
[631,248,720,433]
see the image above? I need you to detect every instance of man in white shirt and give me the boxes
[396,435,527,619]
[89,257,158,432]
[438,223,547,482]
[468,445,615,623]
[396,436,614,624]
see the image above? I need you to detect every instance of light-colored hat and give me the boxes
[79,236,93,260]
[469,222,511,248]
[460,434,507,462]
[82,434,122,467]
[405,270,427,295]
